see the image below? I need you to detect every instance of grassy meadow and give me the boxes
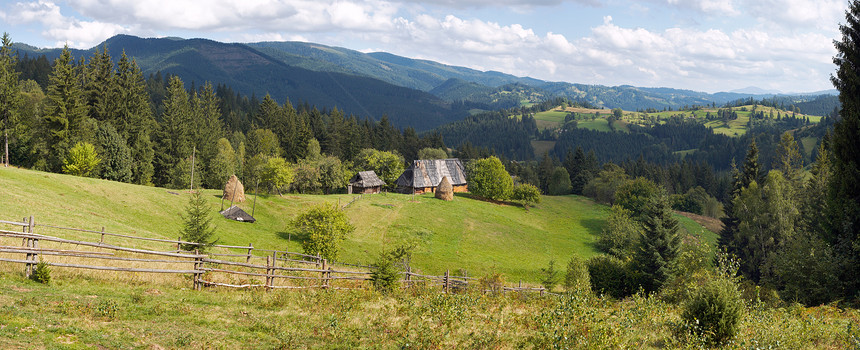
[531,104,823,138]
[1,272,859,349]
[0,166,711,285]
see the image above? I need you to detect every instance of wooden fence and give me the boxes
[0,216,548,295]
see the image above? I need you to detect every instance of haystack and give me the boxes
[223,175,246,203]
[435,176,454,201]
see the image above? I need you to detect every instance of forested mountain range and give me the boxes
[12,35,839,132]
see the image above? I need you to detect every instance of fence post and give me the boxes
[100,227,105,245]
[177,236,181,251]
[265,255,272,290]
[406,265,412,289]
[193,249,200,290]
[321,259,328,289]
[246,243,253,263]
[444,269,450,294]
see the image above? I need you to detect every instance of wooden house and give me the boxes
[348,170,385,194]
[395,159,468,194]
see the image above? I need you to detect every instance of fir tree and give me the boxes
[44,46,89,171]
[115,52,155,185]
[828,0,860,296]
[0,33,21,168]
[634,193,680,292]
[179,191,218,252]
[154,76,192,188]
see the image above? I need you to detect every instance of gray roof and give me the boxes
[220,205,256,223]
[350,171,385,188]
[395,159,467,188]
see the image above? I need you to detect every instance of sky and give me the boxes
[0,0,849,93]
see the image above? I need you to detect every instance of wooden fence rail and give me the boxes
[0,216,550,295]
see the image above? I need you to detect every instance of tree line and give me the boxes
[0,41,449,193]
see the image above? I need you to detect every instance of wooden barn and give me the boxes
[348,170,386,194]
[395,159,468,194]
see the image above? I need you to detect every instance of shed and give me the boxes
[395,159,468,194]
[220,205,256,223]
[349,170,386,194]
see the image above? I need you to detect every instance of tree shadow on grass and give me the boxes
[580,217,607,252]
[453,192,517,206]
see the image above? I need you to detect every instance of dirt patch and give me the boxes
[674,211,723,234]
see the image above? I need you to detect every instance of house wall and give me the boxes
[452,185,468,193]
[356,186,381,194]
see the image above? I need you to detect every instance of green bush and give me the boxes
[539,259,559,291]
[563,256,590,292]
[370,255,401,294]
[292,204,355,260]
[512,183,541,209]
[586,255,635,299]
[30,260,51,284]
[681,278,744,345]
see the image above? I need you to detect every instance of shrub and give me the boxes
[586,255,635,299]
[539,259,560,291]
[371,255,401,294]
[62,141,101,177]
[563,256,590,292]
[292,204,355,260]
[30,260,51,284]
[480,271,505,294]
[371,244,413,294]
[547,167,571,195]
[512,183,541,209]
[681,278,744,345]
[597,205,641,258]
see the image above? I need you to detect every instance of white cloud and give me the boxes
[1,1,130,48]
[744,0,844,30]
[660,0,739,15]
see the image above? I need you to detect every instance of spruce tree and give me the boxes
[180,191,218,252]
[44,46,89,171]
[829,0,860,296]
[0,33,21,168]
[634,192,680,293]
[154,76,192,188]
[115,53,155,185]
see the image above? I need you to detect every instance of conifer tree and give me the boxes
[115,53,155,185]
[0,33,21,167]
[829,0,860,295]
[45,46,89,171]
[154,76,192,188]
[634,192,680,292]
[180,191,218,252]
[84,46,116,124]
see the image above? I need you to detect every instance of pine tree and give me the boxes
[828,0,860,296]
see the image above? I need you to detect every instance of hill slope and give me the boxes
[0,166,713,282]
[14,35,464,130]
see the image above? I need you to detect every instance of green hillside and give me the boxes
[0,166,713,283]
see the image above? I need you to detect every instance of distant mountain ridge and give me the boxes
[12,34,839,130]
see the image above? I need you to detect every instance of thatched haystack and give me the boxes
[223,175,246,203]
[435,176,454,201]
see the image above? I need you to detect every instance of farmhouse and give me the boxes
[349,170,386,194]
[395,159,468,194]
